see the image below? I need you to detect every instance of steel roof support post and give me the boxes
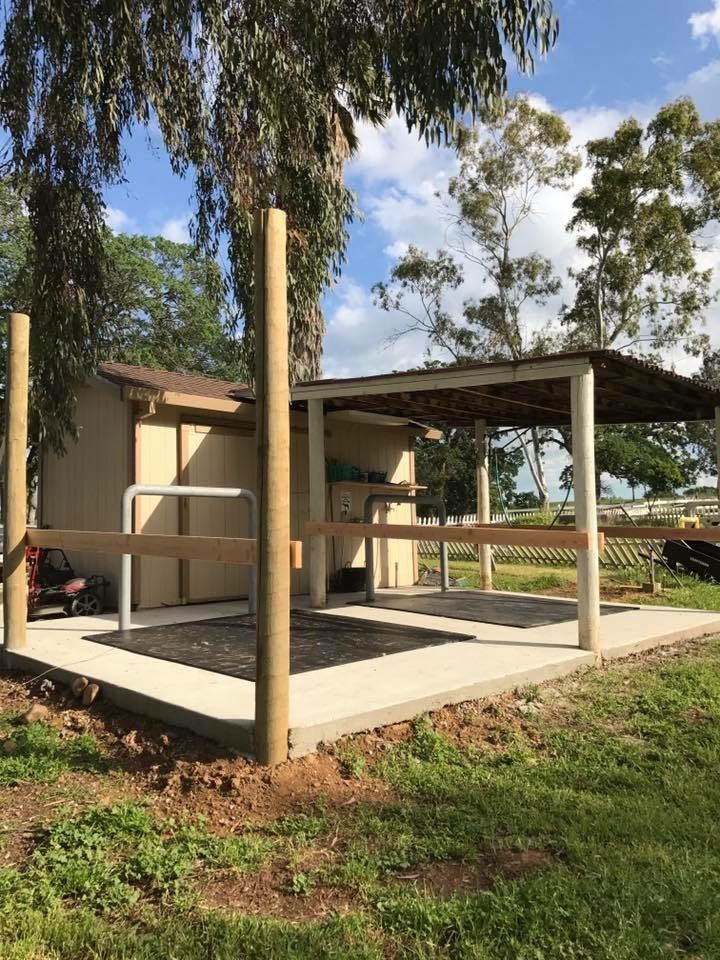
[571,370,601,659]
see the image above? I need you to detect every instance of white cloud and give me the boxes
[670,58,720,117]
[160,215,191,244]
[689,1,720,46]
[323,280,441,379]
[104,206,132,233]
[334,86,720,376]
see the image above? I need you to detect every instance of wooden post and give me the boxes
[571,370,601,659]
[475,419,492,590]
[308,398,327,607]
[3,313,30,653]
[715,407,720,501]
[254,210,290,765]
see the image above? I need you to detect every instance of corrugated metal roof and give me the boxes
[295,350,720,427]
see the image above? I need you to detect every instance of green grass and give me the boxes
[2,640,720,957]
[0,713,105,785]
[1,801,273,912]
[439,558,720,610]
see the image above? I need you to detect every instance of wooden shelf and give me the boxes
[327,481,427,492]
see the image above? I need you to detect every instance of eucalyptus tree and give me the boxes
[565,98,720,353]
[374,96,580,509]
[0,0,558,450]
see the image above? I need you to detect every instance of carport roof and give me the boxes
[292,350,720,428]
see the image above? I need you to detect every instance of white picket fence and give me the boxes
[417,505,720,569]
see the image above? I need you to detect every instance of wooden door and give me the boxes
[183,424,256,602]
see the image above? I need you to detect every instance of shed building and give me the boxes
[39,363,431,608]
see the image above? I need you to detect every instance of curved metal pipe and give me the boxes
[119,484,257,630]
[363,493,448,602]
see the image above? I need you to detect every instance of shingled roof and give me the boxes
[97,362,252,402]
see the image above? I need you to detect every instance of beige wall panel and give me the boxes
[39,381,131,604]
[135,413,181,608]
[185,425,255,601]
[323,421,417,589]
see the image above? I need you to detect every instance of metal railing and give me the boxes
[119,484,258,630]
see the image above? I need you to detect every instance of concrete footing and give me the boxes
[3,590,720,759]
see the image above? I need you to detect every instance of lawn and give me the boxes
[1,635,720,958]
[430,558,720,611]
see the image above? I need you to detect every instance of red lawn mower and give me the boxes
[26,546,109,619]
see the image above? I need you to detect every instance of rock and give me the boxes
[82,682,101,707]
[2,740,18,755]
[71,676,89,698]
[22,703,50,724]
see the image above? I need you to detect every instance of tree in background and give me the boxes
[564,98,720,354]
[415,429,523,517]
[374,96,580,508]
[593,426,698,503]
[0,0,558,451]
[100,233,241,381]
[0,179,241,504]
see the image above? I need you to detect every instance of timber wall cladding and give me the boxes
[40,382,131,602]
[183,424,255,602]
[136,413,182,607]
[324,421,416,589]
[136,412,416,605]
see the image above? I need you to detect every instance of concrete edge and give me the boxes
[288,652,594,758]
[1,648,255,757]
[602,618,720,660]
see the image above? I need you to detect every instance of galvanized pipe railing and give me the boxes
[119,484,257,630]
[363,493,448,602]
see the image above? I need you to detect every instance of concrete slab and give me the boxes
[2,589,720,759]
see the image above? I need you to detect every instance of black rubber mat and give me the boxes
[87,610,474,681]
[357,591,636,628]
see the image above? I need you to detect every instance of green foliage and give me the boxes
[0,180,245,453]
[100,233,242,380]
[446,95,581,363]
[268,810,328,844]
[5,802,272,911]
[415,428,522,516]
[594,424,699,499]
[0,715,105,786]
[0,0,559,438]
[374,96,581,509]
[288,871,317,896]
[335,743,367,779]
[565,97,720,352]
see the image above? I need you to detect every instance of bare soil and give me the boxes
[394,848,556,897]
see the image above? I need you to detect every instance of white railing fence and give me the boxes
[416,505,720,568]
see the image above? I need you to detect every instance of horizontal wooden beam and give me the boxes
[293,356,593,401]
[599,525,720,541]
[305,521,602,551]
[124,385,251,415]
[26,528,303,568]
[469,522,720,543]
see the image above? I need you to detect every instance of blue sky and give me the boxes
[104,0,720,498]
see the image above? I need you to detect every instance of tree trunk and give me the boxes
[517,429,550,511]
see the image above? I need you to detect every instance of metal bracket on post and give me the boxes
[119,484,257,631]
[363,493,449,602]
